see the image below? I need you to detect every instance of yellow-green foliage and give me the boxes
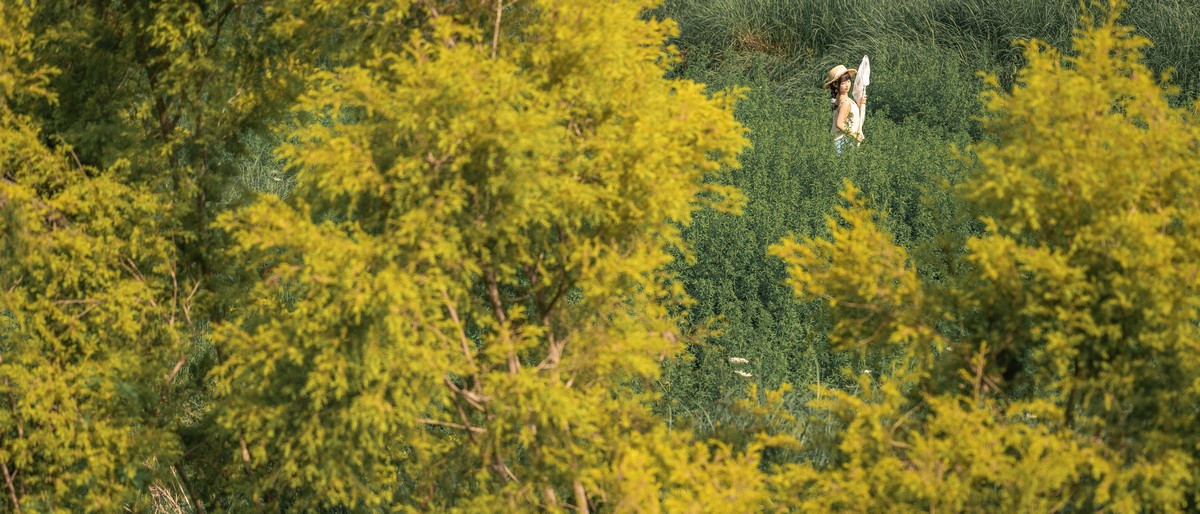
[771,180,932,360]
[770,1,1200,511]
[1,4,183,512]
[8,0,1198,511]
[3,1,760,511]
[211,0,754,510]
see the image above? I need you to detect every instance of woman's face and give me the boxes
[839,75,851,94]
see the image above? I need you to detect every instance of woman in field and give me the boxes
[824,64,866,153]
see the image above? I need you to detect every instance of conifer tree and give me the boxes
[210,0,756,509]
[1,4,187,511]
[3,1,760,511]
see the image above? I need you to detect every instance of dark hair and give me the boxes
[829,73,851,111]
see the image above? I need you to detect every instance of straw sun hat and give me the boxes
[822,64,857,89]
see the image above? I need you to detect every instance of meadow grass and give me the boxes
[658,54,972,445]
[653,1,1199,437]
[658,0,1199,106]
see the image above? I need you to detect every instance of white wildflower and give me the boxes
[728,357,749,364]
[734,370,753,378]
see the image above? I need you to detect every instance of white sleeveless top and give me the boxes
[831,98,861,140]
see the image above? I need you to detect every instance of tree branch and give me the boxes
[443,376,488,412]
[172,463,207,514]
[573,479,589,514]
[485,270,508,325]
[1,459,17,513]
[485,270,521,375]
[5,277,22,296]
[536,331,573,373]
[493,453,518,482]
[419,0,440,18]
[238,435,253,477]
[207,1,237,51]
[440,289,479,388]
[491,0,503,59]
[538,270,570,327]
[164,356,187,384]
[417,417,485,434]
[450,395,479,442]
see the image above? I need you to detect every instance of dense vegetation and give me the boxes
[2,0,1198,512]
[654,0,1200,441]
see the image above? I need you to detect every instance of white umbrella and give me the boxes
[852,55,870,139]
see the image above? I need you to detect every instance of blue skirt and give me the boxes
[834,137,856,154]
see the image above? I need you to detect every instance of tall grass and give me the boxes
[648,0,1200,451]
[1125,0,1200,98]
[653,2,1199,432]
[658,54,971,443]
[223,131,293,202]
[658,0,1199,111]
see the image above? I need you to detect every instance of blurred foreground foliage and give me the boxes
[2,0,1198,512]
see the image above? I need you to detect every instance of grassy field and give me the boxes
[648,0,1199,439]
[659,0,1200,99]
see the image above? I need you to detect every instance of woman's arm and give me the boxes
[835,100,850,133]
[854,95,867,141]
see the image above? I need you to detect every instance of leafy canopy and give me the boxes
[1,0,763,512]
